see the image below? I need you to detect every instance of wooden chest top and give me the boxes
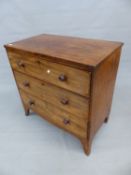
[5,34,123,69]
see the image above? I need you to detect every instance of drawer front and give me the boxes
[20,90,87,138]
[8,52,90,97]
[14,71,89,118]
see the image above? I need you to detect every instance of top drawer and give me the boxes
[8,52,90,97]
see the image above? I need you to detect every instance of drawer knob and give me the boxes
[63,119,70,125]
[29,100,35,106]
[58,74,67,81]
[23,81,30,87]
[60,98,69,105]
[17,61,25,67]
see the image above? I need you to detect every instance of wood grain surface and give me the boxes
[20,90,87,139]
[8,51,90,97]
[87,47,122,150]
[5,34,123,67]
[14,71,89,118]
[4,34,123,155]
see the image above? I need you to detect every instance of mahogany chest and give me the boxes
[4,34,123,155]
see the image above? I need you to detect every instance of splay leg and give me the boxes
[81,139,91,155]
[25,107,30,116]
[104,116,109,123]
[104,115,109,123]
[104,109,111,123]
[23,103,30,116]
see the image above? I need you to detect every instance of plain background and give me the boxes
[0,0,131,174]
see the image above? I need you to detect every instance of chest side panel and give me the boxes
[89,47,122,141]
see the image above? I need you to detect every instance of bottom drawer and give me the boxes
[20,90,87,139]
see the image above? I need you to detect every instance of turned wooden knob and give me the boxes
[63,119,70,125]
[17,60,25,67]
[29,100,35,106]
[58,74,67,81]
[23,81,30,87]
[60,98,69,105]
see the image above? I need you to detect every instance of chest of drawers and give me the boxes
[4,34,123,155]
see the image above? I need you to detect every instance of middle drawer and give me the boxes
[14,71,89,118]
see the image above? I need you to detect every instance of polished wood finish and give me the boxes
[5,34,122,68]
[20,90,87,138]
[14,71,89,118]
[4,34,123,155]
[7,52,90,97]
[88,48,122,148]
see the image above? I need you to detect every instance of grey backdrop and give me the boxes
[0,0,131,174]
